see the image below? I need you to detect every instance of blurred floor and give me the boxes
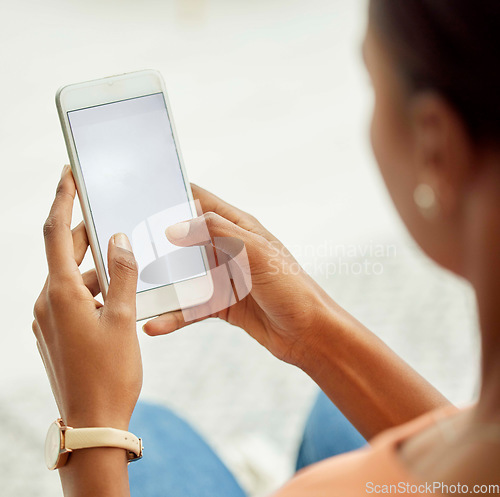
[0,0,479,495]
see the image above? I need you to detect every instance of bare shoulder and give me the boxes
[398,408,500,487]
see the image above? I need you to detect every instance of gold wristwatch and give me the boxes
[45,418,143,470]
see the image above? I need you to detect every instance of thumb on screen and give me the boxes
[105,233,138,320]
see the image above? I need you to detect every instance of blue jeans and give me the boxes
[129,391,366,496]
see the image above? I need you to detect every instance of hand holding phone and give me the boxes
[33,167,142,431]
[144,184,333,368]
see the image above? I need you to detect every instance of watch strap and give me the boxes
[65,426,142,460]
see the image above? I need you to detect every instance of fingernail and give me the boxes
[61,164,70,178]
[166,221,190,241]
[113,233,133,252]
[142,323,155,335]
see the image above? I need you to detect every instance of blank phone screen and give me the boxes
[68,92,206,293]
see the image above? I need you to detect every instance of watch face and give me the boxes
[45,421,62,470]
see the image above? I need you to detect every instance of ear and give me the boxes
[409,92,474,217]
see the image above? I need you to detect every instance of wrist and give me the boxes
[288,295,345,371]
[62,411,131,431]
[59,447,130,497]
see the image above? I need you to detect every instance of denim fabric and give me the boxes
[129,391,365,496]
[129,401,246,497]
[295,390,367,471]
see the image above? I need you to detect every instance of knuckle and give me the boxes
[250,233,270,255]
[250,232,264,249]
[203,211,222,229]
[55,180,72,199]
[203,211,217,223]
[55,181,65,196]
[46,282,66,303]
[32,319,40,337]
[43,217,58,238]
[237,209,264,233]
[33,296,46,320]
[108,302,135,322]
[245,212,261,226]
[113,254,138,276]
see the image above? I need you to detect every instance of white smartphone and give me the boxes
[56,70,213,321]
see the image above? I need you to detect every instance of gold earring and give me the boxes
[413,183,439,218]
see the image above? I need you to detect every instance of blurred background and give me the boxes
[0,0,479,495]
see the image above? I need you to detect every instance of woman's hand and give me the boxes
[144,185,451,441]
[143,184,335,367]
[33,165,142,431]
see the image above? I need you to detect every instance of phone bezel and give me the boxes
[56,70,213,321]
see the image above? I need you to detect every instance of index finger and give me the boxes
[191,183,243,222]
[43,166,79,278]
[190,183,276,241]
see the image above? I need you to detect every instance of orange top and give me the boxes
[274,405,460,497]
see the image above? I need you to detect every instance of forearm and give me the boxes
[297,299,451,440]
[59,448,130,497]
